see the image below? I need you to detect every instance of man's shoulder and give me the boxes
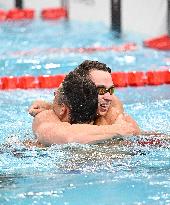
[111,95,124,112]
[34,109,60,123]
[35,109,53,117]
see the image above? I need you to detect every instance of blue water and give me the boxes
[0,19,170,77]
[0,19,170,205]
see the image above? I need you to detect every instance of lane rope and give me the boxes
[0,69,169,90]
[0,7,67,21]
[1,43,137,58]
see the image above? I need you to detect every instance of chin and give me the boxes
[98,110,107,117]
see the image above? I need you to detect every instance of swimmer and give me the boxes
[32,71,100,145]
[29,60,141,146]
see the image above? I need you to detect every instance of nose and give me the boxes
[103,92,112,101]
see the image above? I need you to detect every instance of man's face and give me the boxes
[90,70,114,116]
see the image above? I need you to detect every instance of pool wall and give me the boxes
[0,0,168,37]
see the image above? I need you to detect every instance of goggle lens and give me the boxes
[97,86,115,95]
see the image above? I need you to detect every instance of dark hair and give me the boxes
[62,71,98,124]
[74,60,111,77]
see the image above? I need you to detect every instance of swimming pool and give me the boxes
[0,19,170,205]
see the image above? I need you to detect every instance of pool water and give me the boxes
[0,19,170,205]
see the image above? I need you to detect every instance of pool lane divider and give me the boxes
[144,35,170,51]
[137,138,162,146]
[0,69,169,90]
[6,43,137,57]
[41,8,68,20]
[0,7,68,21]
[0,8,35,20]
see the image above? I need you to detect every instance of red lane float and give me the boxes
[18,76,39,89]
[41,7,67,20]
[1,76,18,89]
[73,43,137,53]
[6,8,35,20]
[144,34,170,50]
[165,69,170,84]
[112,72,128,87]
[0,70,169,90]
[146,70,167,85]
[6,43,137,57]
[38,74,65,88]
[7,9,25,20]
[137,139,161,146]
[22,9,35,19]
[0,9,7,21]
[127,71,147,86]
[113,43,137,52]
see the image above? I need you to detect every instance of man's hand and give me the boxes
[114,114,141,135]
[121,113,141,135]
[28,100,52,117]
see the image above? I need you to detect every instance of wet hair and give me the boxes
[74,60,111,77]
[62,71,98,124]
[56,87,65,105]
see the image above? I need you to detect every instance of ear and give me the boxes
[60,104,70,122]
[59,104,67,116]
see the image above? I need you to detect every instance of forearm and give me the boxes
[67,124,122,143]
[39,100,53,110]
[35,123,130,146]
[122,114,141,134]
[28,100,53,117]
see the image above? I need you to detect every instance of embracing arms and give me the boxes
[28,99,53,117]
[28,94,124,117]
[29,94,141,146]
[33,110,139,146]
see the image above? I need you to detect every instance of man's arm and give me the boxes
[28,94,124,117]
[33,111,138,146]
[111,95,140,130]
[95,94,141,133]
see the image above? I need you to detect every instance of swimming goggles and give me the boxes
[96,85,115,95]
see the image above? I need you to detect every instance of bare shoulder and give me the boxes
[33,110,60,126]
[95,95,124,125]
[95,106,120,125]
[111,94,124,113]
